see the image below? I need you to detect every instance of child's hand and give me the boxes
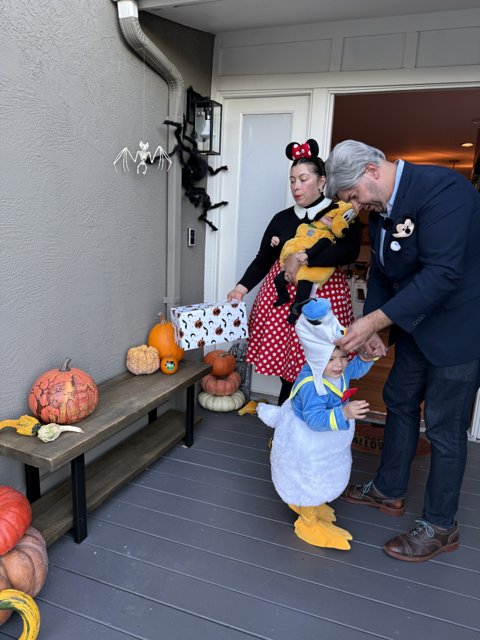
[343,400,369,420]
[270,236,280,247]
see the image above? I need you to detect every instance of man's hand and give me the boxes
[336,309,391,353]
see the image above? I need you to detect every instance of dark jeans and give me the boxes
[374,331,480,528]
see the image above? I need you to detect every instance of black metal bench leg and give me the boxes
[185,384,195,447]
[25,465,41,503]
[71,454,87,543]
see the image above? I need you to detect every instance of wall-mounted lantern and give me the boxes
[187,87,222,155]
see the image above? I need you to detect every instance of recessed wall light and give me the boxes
[461,142,474,147]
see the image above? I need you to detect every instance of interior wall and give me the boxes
[0,2,213,490]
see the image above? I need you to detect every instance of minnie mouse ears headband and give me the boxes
[285,138,320,161]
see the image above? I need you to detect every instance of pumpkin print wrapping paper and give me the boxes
[170,301,249,350]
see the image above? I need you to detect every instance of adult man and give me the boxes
[325,139,480,562]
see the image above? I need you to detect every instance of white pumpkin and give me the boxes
[198,391,245,412]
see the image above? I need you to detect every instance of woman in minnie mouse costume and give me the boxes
[228,139,361,404]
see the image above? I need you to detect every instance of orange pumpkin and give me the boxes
[28,358,98,425]
[148,313,184,362]
[0,527,48,626]
[200,371,241,396]
[0,487,32,557]
[203,350,236,377]
[160,355,179,375]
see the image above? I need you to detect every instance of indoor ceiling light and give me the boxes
[461,142,474,147]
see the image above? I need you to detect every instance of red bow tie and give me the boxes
[341,387,358,403]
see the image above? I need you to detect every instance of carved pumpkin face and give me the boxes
[160,356,178,375]
[28,358,98,425]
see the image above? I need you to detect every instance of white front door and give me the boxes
[205,94,311,398]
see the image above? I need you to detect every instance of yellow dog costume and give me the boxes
[279,200,357,287]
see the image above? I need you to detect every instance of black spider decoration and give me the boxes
[158,119,228,231]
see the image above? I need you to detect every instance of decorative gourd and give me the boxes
[0,589,40,638]
[28,358,98,425]
[148,313,184,362]
[0,487,32,557]
[200,371,241,396]
[198,391,245,412]
[0,417,41,438]
[160,355,179,375]
[0,528,47,628]
[203,350,236,377]
[126,344,160,375]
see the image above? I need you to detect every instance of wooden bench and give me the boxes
[0,360,210,547]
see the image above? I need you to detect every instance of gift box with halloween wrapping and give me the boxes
[170,301,248,350]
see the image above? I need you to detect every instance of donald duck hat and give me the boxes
[295,298,346,396]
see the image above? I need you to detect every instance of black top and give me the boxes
[238,200,361,291]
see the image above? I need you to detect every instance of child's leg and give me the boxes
[273,270,290,306]
[287,280,312,324]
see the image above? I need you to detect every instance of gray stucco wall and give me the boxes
[140,13,215,307]
[0,1,213,489]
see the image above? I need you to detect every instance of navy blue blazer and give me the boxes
[363,161,480,366]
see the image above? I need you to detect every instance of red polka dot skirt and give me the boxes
[246,261,354,383]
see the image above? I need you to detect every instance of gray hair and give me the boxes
[325,140,385,199]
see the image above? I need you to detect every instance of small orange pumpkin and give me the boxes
[160,355,179,375]
[203,350,236,378]
[200,371,241,396]
[148,313,184,362]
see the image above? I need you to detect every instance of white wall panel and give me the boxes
[416,27,480,67]
[219,39,332,76]
[342,33,406,71]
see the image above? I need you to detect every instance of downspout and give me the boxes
[112,0,184,311]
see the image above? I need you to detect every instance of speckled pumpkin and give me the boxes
[126,345,160,375]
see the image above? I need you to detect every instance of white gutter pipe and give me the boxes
[112,0,185,310]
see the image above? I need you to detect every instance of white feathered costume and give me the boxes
[257,298,374,549]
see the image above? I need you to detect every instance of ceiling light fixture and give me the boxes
[461,142,474,147]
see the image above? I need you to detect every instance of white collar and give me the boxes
[294,197,332,221]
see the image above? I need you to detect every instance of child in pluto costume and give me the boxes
[273,202,357,324]
[257,298,377,550]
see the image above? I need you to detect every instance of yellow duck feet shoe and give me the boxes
[315,503,336,522]
[237,399,269,416]
[292,506,352,550]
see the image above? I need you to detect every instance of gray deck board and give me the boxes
[1,406,479,639]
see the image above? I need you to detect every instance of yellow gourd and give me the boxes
[0,589,40,639]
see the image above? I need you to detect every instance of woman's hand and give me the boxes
[283,252,308,284]
[227,284,248,301]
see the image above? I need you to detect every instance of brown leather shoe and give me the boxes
[341,480,405,516]
[383,520,460,562]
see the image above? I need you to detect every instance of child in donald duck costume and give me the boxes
[257,297,378,550]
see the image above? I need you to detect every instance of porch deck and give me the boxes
[1,407,479,640]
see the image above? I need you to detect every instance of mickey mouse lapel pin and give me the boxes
[392,217,415,238]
